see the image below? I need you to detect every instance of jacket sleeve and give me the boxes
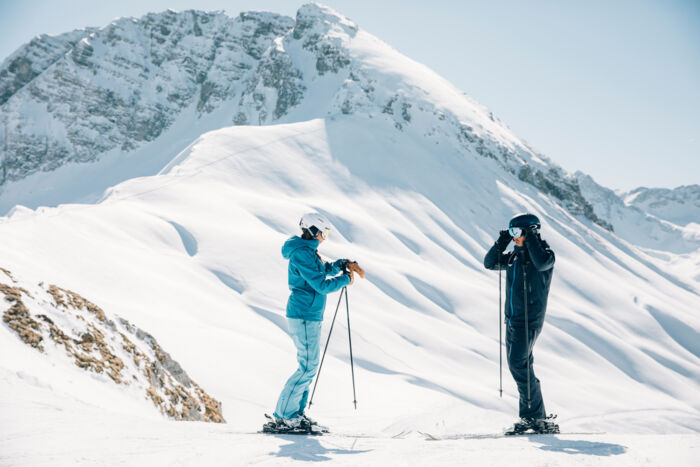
[295,250,350,294]
[484,242,509,271]
[325,258,347,276]
[524,235,555,271]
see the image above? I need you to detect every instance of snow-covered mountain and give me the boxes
[4,3,697,259]
[575,172,700,254]
[1,4,613,235]
[1,4,699,464]
[3,115,699,463]
[623,185,700,227]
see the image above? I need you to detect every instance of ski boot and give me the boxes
[532,414,559,434]
[504,414,559,435]
[504,418,535,436]
[262,414,300,434]
[261,414,326,435]
[299,413,329,433]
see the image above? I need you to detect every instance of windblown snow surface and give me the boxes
[2,6,700,467]
[2,117,699,465]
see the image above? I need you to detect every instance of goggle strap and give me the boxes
[308,226,330,239]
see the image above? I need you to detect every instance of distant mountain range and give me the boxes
[624,185,700,227]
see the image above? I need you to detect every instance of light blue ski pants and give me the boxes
[274,319,322,420]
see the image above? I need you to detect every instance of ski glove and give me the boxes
[342,260,365,280]
[344,269,355,285]
[525,224,539,237]
[497,230,511,251]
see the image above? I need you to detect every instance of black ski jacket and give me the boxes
[484,234,555,329]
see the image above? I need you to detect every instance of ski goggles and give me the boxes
[508,226,524,238]
[311,226,331,240]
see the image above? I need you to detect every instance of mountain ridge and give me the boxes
[624,185,700,227]
[1,3,617,235]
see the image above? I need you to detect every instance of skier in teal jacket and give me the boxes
[272,213,354,430]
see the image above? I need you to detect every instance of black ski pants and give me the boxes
[506,324,546,420]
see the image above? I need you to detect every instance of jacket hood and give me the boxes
[282,236,318,259]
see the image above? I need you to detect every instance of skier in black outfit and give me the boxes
[484,213,559,434]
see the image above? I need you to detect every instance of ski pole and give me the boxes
[309,286,346,408]
[345,286,358,409]
[523,266,531,409]
[499,261,503,398]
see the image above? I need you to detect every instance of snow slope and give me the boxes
[1,116,699,465]
[1,3,699,465]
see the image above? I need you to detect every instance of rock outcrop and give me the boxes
[1,267,225,423]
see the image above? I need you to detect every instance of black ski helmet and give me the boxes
[509,213,541,231]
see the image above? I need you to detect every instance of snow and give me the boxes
[1,3,699,465]
[2,391,699,466]
[624,185,700,227]
[1,115,699,465]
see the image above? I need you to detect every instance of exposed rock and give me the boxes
[0,29,97,106]
[293,3,356,76]
[1,283,42,350]
[518,165,613,230]
[0,10,293,183]
[0,267,15,281]
[1,267,225,423]
[48,284,106,321]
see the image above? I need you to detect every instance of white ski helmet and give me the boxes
[299,212,331,239]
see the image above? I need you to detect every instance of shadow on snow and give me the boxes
[270,435,371,462]
[531,436,627,456]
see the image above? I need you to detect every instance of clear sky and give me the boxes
[1,0,698,191]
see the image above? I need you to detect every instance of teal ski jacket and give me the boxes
[282,236,350,321]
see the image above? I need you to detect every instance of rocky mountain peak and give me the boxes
[0,8,293,186]
[0,3,656,238]
[291,3,357,78]
[0,29,97,106]
[293,3,358,40]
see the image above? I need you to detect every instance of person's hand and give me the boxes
[497,230,511,250]
[345,269,355,285]
[524,225,539,239]
[346,261,365,279]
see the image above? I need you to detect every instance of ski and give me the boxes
[260,413,329,436]
[260,426,326,436]
[420,431,606,441]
